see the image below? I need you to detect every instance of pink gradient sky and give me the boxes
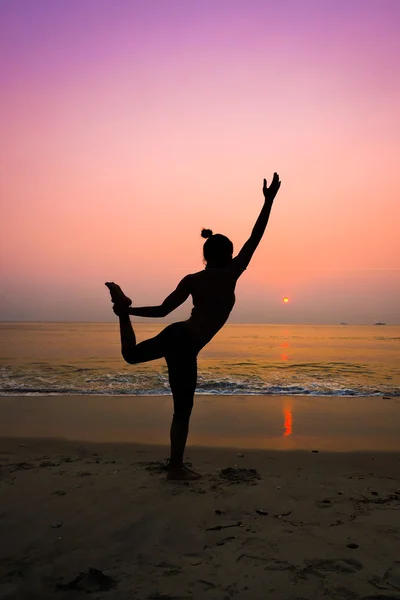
[1,0,399,323]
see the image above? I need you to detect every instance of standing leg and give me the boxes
[169,416,190,469]
[165,352,201,481]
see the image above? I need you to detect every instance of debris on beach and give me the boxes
[216,535,237,546]
[11,462,34,472]
[39,460,59,468]
[146,593,188,600]
[140,459,192,474]
[206,521,242,531]
[219,467,260,484]
[57,568,117,591]
[60,455,75,463]
[141,461,168,473]
[315,499,333,509]
[198,579,217,589]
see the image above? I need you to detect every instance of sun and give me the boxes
[283,297,289,303]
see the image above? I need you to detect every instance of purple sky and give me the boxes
[1,0,399,323]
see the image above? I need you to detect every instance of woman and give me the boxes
[106,172,281,480]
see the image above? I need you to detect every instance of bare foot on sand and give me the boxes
[105,282,132,307]
[166,467,202,481]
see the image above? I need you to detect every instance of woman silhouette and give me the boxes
[106,173,281,480]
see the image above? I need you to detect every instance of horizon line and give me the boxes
[0,321,398,326]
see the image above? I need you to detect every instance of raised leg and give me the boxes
[116,314,171,365]
[117,312,137,363]
[106,282,166,364]
[105,282,132,307]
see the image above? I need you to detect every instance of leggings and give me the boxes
[124,322,201,422]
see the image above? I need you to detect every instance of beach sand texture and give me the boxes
[1,396,400,599]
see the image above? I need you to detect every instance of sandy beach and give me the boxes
[1,395,400,599]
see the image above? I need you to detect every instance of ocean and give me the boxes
[0,322,399,397]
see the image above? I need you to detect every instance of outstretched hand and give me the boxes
[263,172,281,202]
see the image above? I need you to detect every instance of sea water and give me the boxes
[0,322,399,397]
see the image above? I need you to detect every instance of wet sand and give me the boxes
[1,395,400,599]
[1,394,400,451]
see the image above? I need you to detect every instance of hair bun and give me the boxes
[201,228,213,239]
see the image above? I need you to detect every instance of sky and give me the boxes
[1,0,399,324]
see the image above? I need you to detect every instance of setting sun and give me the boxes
[283,297,289,303]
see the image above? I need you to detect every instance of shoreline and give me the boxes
[1,392,398,396]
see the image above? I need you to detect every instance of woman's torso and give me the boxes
[184,258,244,346]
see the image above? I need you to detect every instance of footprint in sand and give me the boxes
[362,595,400,600]
[369,561,400,592]
[303,557,363,575]
[219,467,261,484]
[315,499,333,508]
[57,568,117,592]
[385,562,400,590]
[11,462,34,472]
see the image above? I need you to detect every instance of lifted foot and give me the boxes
[105,282,132,307]
[166,466,201,481]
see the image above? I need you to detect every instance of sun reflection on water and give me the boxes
[283,400,293,437]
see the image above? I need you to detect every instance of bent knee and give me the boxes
[122,350,138,364]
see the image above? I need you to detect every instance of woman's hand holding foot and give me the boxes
[112,303,130,317]
[105,282,132,315]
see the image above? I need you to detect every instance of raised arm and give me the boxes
[128,275,191,318]
[235,172,281,270]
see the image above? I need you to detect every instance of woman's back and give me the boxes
[185,258,244,344]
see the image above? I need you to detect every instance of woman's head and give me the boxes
[201,228,233,268]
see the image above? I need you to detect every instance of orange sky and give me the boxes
[1,0,399,323]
